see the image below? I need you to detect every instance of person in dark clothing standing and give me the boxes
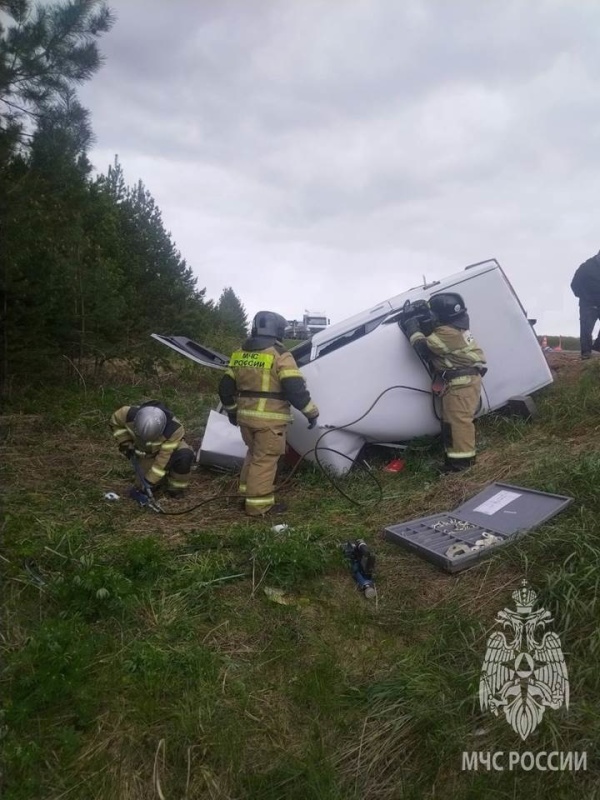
[570,250,600,360]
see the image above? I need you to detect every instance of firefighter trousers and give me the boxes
[440,377,481,467]
[239,423,287,516]
[136,441,195,492]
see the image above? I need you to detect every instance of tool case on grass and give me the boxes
[382,482,573,573]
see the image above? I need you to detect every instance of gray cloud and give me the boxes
[79,0,600,334]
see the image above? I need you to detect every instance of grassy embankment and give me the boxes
[1,351,600,799]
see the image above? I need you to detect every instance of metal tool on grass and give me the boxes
[342,539,376,599]
[129,455,164,513]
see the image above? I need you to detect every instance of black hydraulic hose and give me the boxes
[308,383,434,508]
[154,491,242,516]
[156,383,434,515]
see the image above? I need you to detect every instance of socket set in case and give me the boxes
[383,482,573,573]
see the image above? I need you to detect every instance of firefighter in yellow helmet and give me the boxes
[109,401,195,497]
[218,310,319,516]
[400,293,487,473]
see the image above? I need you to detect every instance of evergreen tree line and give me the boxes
[0,0,249,393]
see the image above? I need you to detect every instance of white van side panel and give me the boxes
[296,321,439,442]
[290,260,552,447]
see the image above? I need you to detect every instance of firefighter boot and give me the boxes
[441,456,475,474]
[265,502,288,515]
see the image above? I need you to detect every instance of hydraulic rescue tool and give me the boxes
[128,454,164,513]
[342,539,376,599]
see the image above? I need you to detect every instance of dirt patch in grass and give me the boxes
[544,348,600,382]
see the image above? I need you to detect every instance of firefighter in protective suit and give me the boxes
[400,293,487,473]
[109,401,195,497]
[218,311,320,516]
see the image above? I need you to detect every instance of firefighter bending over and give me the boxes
[218,310,320,516]
[109,401,195,498]
[400,293,487,473]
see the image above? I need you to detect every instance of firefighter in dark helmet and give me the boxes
[109,401,195,497]
[400,293,487,473]
[218,310,320,516]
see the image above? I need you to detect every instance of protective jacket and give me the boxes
[109,402,187,487]
[571,254,600,302]
[218,336,318,425]
[408,320,486,468]
[409,324,487,386]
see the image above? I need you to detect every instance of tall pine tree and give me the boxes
[0,3,248,388]
[216,287,248,340]
[0,0,115,160]
[0,0,115,388]
[97,162,216,351]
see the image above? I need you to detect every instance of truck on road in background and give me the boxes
[285,311,330,339]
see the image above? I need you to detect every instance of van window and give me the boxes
[313,314,388,359]
[289,340,312,366]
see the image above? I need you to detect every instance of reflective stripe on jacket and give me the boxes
[218,339,318,425]
[410,325,486,385]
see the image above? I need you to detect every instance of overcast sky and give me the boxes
[78,0,600,336]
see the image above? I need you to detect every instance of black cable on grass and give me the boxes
[153,385,434,516]
[280,445,383,508]
[309,384,434,508]
[156,491,243,517]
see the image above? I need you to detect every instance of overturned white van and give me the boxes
[152,258,553,475]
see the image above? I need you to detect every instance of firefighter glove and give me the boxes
[119,442,135,459]
[228,411,238,426]
[306,414,319,430]
[401,316,421,338]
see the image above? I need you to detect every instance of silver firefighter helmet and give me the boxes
[132,406,167,443]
